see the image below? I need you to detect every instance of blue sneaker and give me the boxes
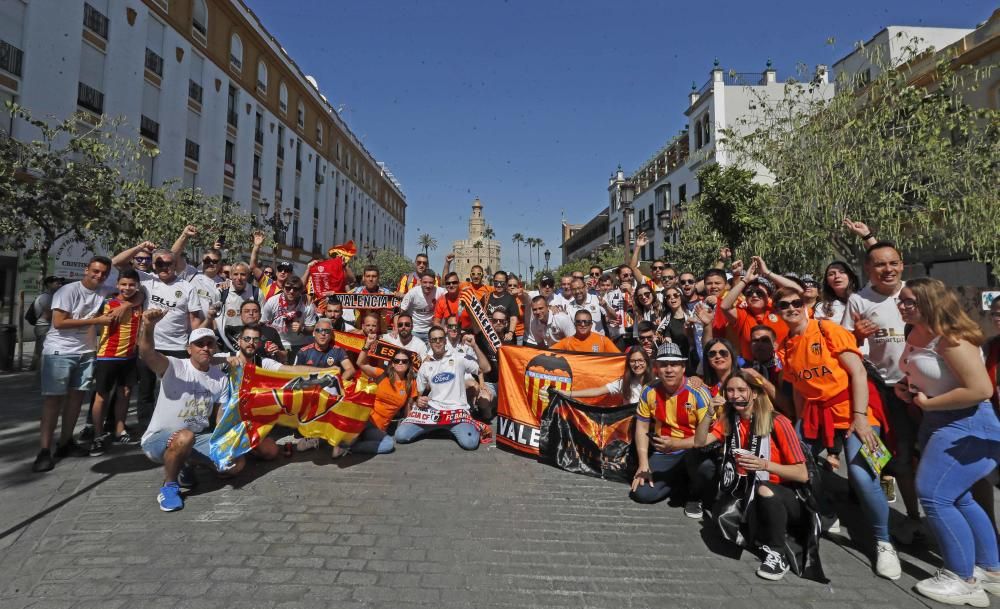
[157,482,183,512]
[177,465,197,489]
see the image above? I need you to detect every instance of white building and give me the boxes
[832,25,972,88]
[0,0,406,281]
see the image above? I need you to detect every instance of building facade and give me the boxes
[452,198,500,281]
[0,0,405,262]
[560,207,608,265]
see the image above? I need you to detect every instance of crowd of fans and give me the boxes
[26,219,1000,605]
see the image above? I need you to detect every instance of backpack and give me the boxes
[24,297,40,325]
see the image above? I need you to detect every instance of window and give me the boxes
[316,123,323,145]
[257,60,267,93]
[224,140,235,176]
[702,115,711,144]
[83,3,109,40]
[192,0,208,38]
[277,124,285,159]
[254,111,263,144]
[226,85,238,127]
[0,40,24,77]
[279,82,288,113]
[678,184,687,204]
[188,53,204,103]
[229,33,243,71]
[296,100,304,128]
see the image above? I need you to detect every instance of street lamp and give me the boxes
[258,198,295,250]
[529,264,535,281]
[543,249,551,270]
[620,177,636,251]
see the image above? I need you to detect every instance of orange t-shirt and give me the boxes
[460,282,491,302]
[552,333,620,353]
[780,319,876,429]
[434,293,471,329]
[710,414,805,484]
[734,306,788,361]
[371,376,417,431]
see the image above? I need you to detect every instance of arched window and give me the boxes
[230,33,243,71]
[297,100,305,128]
[703,114,711,143]
[192,0,207,38]
[694,120,703,149]
[279,82,288,113]
[257,60,267,93]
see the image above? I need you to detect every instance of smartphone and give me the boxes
[217,234,226,247]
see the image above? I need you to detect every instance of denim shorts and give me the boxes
[40,353,96,395]
[141,428,215,466]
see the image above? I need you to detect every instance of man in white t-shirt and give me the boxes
[399,271,445,345]
[843,239,922,539]
[34,257,121,473]
[171,225,226,311]
[518,274,560,345]
[527,295,575,348]
[565,277,614,336]
[381,312,428,361]
[139,311,233,512]
[395,325,482,450]
[214,262,261,351]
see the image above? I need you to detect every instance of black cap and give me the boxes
[539,274,555,286]
[276,261,294,272]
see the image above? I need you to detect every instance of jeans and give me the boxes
[630,449,716,504]
[395,421,479,450]
[916,402,1000,579]
[352,423,396,454]
[756,482,805,550]
[40,353,96,395]
[799,424,890,542]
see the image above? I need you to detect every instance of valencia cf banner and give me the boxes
[496,346,625,455]
[539,392,637,483]
[210,364,376,470]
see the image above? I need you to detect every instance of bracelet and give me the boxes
[861,232,874,241]
[852,410,868,415]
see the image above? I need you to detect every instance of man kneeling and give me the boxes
[395,325,483,450]
[138,310,242,512]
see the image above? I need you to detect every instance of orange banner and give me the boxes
[497,346,625,454]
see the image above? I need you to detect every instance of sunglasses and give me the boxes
[637,292,652,299]
[493,281,505,286]
[491,318,507,324]
[203,257,220,265]
[134,256,151,263]
[574,320,592,326]
[154,260,173,269]
[240,336,262,343]
[446,324,460,329]
[391,359,410,365]
[445,281,460,286]
[776,299,804,311]
[679,279,696,285]
[314,328,333,334]
[428,337,446,343]
[540,282,555,288]
[803,282,818,289]
[652,265,665,271]
[589,272,601,277]
[396,322,412,328]
[744,288,767,299]
[707,349,730,358]
[662,275,677,281]
[284,287,301,292]
[620,274,633,279]
[276,265,293,272]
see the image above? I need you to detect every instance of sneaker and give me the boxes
[875,541,902,580]
[296,437,320,452]
[78,425,94,443]
[32,449,55,473]
[683,501,703,520]
[157,482,184,512]
[756,545,790,581]
[881,475,897,503]
[54,441,88,459]
[974,566,1000,596]
[177,465,197,489]
[915,569,989,607]
[331,445,349,459]
[114,430,137,445]
[894,516,925,545]
[88,437,106,457]
[827,518,842,535]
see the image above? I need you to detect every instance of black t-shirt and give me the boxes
[485,293,519,322]
[475,332,515,384]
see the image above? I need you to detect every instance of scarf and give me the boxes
[719,413,771,501]
[273,293,301,333]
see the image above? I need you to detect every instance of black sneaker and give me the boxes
[32,449,55,473]
[114,430,137,445]
[78,425,94,443]
[756,545,790,581]
[177,465,198,489]
[54,441,88,459]
[684,500,704,520]
[88,437,106,457]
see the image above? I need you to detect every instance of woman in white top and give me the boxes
[894,278,1000,606]
[560,346,652,404]
[813,261,858,324]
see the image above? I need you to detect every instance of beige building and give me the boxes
[452,198,500,281]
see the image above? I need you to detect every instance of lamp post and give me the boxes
[543,249,550,271]
[258,198,294,263]
[529,264,535,282]
[657,209,671,259]
[619,177,636,256]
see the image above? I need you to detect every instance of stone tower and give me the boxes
[452,198,501,281]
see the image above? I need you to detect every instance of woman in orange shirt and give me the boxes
[775,286,901,581]
[352,336,418,455]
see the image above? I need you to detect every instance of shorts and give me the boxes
[41,353,96,396]
[141,428,215,466]
[94,358,138,395]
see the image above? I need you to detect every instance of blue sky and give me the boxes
[245,0,992,274]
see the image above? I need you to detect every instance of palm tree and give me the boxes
[536,238,545,271]
[417,233,437,257]
[526,237,538,274]
[472,240,483,266]
[483,226,495,240]
[512,232,524,278]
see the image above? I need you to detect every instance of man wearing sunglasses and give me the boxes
[261,275,317,358]
[382,312,428,361]
[293,318,355,380]
[433,272,471,331]
[231,300,285,362]
[720,256,801,361]
[484,271,519,342]
[170,225,226,313]
[553,310,620,353]
[566,277,615,337]
[400,271,445,345]
[250,230,293,301]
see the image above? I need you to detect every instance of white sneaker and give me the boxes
[295,437,320,451]
[827,518,841,534]
[875,541,902,580]
[915,569,989,607]
[974,566,1000,596]
[894,517,925,545]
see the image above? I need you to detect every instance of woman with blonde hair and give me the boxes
[694,370,816,581]
[894,278,999,606]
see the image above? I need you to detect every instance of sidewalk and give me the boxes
[0,368,987,609]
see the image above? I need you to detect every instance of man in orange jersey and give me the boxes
[88,269,145,456]
[552,310,619,353]
[396,252,438,297]
[631,342,716,519]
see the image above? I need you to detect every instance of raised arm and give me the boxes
[843,218,878,249]
[442,253,453,281]
[753,256,802,294]
[249,230,266,280]
[355,335,383,378]
[171,225,199,273]
[112,240,157,272]
[630,232,649,283]
[138,309,169,377]
[721,261,759,323]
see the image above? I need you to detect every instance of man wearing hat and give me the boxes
[138,310,239,512]
[631,342,716,519]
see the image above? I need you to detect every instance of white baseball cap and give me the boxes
[188,328,217,345]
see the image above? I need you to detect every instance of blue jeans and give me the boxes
[395,421,480,450]
[799,423,890,542]
[352,423,396,454]
[916,402,1000,579]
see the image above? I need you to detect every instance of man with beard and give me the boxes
[232,300,285,362]
[382,312,428,361]
[399,271,444,345]
[346,265,393,331]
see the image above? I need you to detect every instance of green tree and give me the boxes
[511,232,524,278]
[696,164,771,254]
[417,233,437,257]
[349,248,413,290]
[661,199,726,273]
[550,246,627,283]
[483,226,495,240]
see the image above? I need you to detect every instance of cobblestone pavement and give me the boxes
[0,370,983,609]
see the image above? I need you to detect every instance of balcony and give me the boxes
[77,82,104,114]
[252,176,261,191]
[188,80,203,103]
[184,139,199,161]
[192,19,207,38]
[226,109,238,128]
[0,40,24,77]
[224,162,235,177]
[139,115,159,142]
[277,145,284,160]
[257,80,266,93]
[254,128,263,145]
[83,3,109,40]
[724,72,766,86]
[230,55,242,71]
[144,48,163,76]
